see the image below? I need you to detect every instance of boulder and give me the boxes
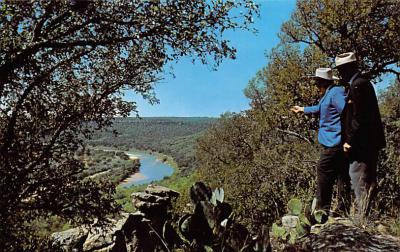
[282,215,300,229]
[296,218,400,252]
[306,223,400,251]
[51,227,88,251]
[144,184,180,199]
[50,184,180,251]
[131,185,179,220]
[131,192,169,208]
[82,218,126,251]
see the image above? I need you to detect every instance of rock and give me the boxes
[303,223,400,251]
[50,184,180,251]
[82,218,126,251]
[311,217,353,234]
[282,215,299,229]
[131,184,179,220]
[144,184,180,199]
[51,227,88,251]
[329,217,353,226]
[51,213,162,252]
[131,192,167,203]
[310,224,323,234]
[132,200,168,215]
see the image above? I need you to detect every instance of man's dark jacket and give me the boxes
[342,74,386,157]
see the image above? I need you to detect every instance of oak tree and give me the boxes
[281,0,400,81]
[0,0,258,249]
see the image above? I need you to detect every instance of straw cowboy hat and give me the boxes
[335,52,357,68]
[311,67,339,80]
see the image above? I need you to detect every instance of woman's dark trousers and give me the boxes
[317,145,351,217]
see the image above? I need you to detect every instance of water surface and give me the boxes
[120,151,174,187]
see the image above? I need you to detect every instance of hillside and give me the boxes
[88,117,217,173]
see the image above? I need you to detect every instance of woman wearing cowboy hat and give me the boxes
[291,68,350,223]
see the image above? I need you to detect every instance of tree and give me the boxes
[0,0,258,249]
[280,0,400,215]
[375,80,400,215]
[196,45,328,230]
[281,0,400,81]
[196,0,400,233]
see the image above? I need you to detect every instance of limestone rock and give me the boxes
[144,184,180,199]
[311,217,353,234]
[82,218,126,251]
[131,184,179,219]
[50,184,180,251]
[311,223,400,251]
[51,227,88,251]
[302,222,400,251]
[131,192,169,213]
[282,215,299,229]
[131,192,168,204]
[377,224,389,234]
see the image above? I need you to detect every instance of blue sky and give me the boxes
[124,0,395,117]
[124,0,297,117]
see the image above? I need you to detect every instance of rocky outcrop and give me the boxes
[282,218,400,252]
[308,223,400,252]
[51,185,179,252]
[305,222,400,251]
[51,226,88,251]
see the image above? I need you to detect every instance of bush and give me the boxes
[196,112,318,231]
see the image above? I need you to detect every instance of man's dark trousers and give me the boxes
[317,145,351,215]
[349,150,379,215]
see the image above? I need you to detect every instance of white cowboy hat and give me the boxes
[335,52,357,68]
[311,67,339,80]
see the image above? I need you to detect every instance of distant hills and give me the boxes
[89,117,217,173]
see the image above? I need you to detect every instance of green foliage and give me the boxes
[196,0,400,237]
[176,182,270,252]
[308,197,327,224]
[196,45,323,231]
[81,148,140,184]
[389,216,400,236]
[0,0,258,249]
[272,198,314,245]
[373,81,400,215]
[312,210,326,224]
[287,198,303,216]
[211,188,225,206]
[272,223,286,238]
[281,0,400,80]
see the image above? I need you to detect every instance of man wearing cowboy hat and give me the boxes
[335,52,386,218]
[291,68,350,221]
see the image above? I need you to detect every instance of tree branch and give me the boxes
[1,48,94,153]
[276,128,313,144]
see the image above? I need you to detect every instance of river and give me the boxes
[119,151,175,187]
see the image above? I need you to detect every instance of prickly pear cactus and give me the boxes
[177,182,270,252]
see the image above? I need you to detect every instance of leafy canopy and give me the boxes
[281,0,400,81]
[196,0,400,232]
[0,0,258,249]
